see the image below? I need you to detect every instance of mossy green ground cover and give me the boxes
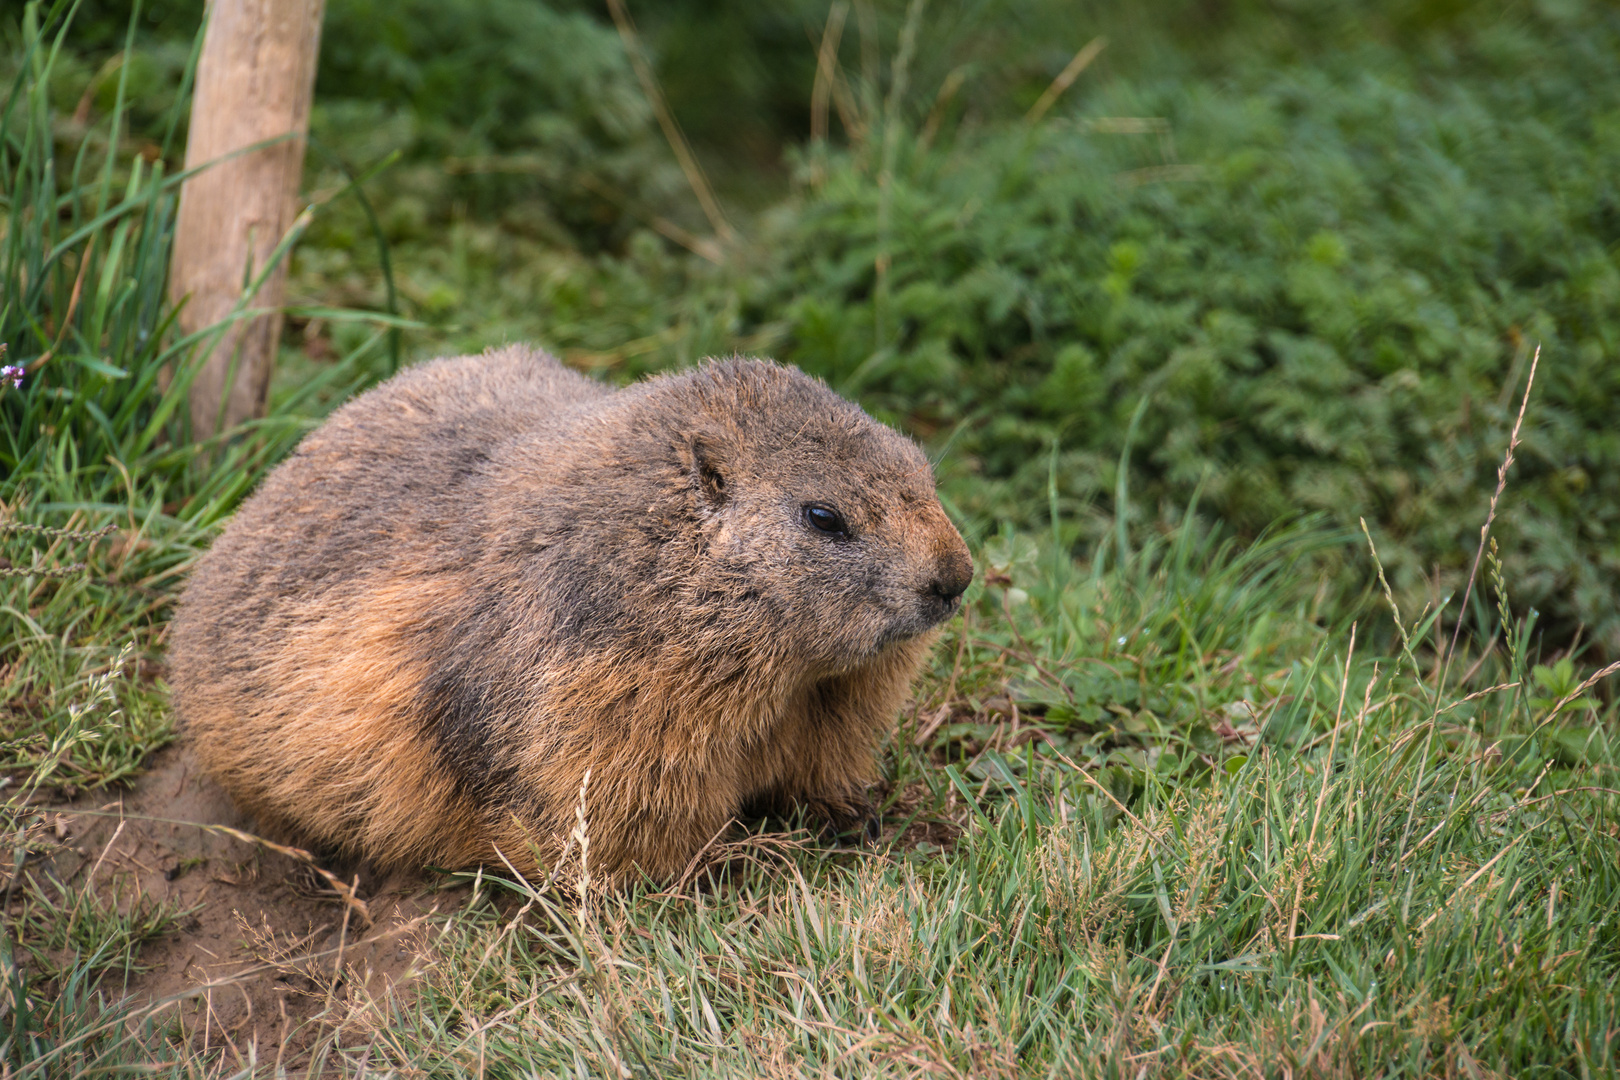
[3,0,1619,1074]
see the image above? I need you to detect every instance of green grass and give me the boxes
[0,954,183,1075]
[8,505,1614,1076]
[17,873,191,982]
[280,520,1617,1076]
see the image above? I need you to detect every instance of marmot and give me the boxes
[169,346,972,882]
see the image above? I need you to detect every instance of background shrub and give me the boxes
[11,0,1620,655]
[743,5,1620,651]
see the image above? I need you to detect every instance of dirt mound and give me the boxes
[19,746,953,1067]
[29,746,464,1065]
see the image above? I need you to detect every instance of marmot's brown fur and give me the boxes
[169,346,972,882]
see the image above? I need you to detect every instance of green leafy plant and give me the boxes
[739,4,1620,655]
[1530,657,1597,716]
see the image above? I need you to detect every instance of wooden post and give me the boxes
[169,0,324,439]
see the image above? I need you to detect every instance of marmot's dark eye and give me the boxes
[803,504,849,538]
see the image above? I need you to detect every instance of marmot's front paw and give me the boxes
[812,795,881,847]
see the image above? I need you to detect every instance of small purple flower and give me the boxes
[1,365,22,390]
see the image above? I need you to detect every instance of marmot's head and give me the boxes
[646,359,973,673]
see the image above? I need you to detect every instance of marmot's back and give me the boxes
[186,345,606,602]
[169,347,972,879]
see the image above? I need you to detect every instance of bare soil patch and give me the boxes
[22,745,465,1064]
[12,747,957,1069]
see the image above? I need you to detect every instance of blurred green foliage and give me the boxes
[15,0,1620,655]
[752,4,1620,655]
[314,0,685,251]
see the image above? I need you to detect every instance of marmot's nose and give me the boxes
[929,548,973,604]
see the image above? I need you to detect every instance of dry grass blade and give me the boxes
[574,173,723,263]
[671,817,739,893]
[1434,680,1520,716]
[1514,785,1620,808]
[1538,659,1620,726]
[1414,831,1532,934]
[198,822,372,926]
[1435,344,1541,697]
[1024,37,1107,125]
[912,703,953,746]
[811,1,850,148]
[26,234,96,375]
[918,66,968,149]
[1045,744,1172,853]
[1401,345,1539,858]
[603,0,735,245]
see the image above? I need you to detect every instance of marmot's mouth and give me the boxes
[917,589,964,631]
[872,594,962,652]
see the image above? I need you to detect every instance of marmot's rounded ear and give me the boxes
[681,432,729,510]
